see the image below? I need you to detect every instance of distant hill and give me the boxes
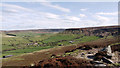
[2,29,65,34]
[62,25,120,38]
[1,25,120,37]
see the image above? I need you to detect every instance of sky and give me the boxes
[0,2,118,30]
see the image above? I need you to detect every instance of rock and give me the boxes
[94,51,107,61]
[3,55,13,58]
[107,45,112,54]
[94,61,103,64]
[100,47,107,51]
[87,55,94,59]
[88,52,92,54]
[93,61,107,66]
[58,44,62,46]
[81,53,85,57]
[102,57,114,64]
[81,53,85,55]
[69,41,74,43]
[94,55,103,61]
[95,64,106,66]
[81,45,92,50]
[31,63,35,66]
[106,54,112,59]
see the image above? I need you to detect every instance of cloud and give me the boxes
[1,3,118,30]
[95,15,109,22]
[92,11,118,26]
[79,14,86,17]
[40,2,70,13]
[65,16,81,22]
[93,14,118,26]
[80,8,87,11]
[2,3,64,30]
[2,3,32,13]
[96,12,117,16]
[45,13,60,19]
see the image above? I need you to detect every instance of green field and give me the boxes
[2,31,101,56]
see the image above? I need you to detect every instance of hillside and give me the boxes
[1,25,120,67]
[2,29,65,34]
[62,25,120,37]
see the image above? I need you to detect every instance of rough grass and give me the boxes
[2,46,54,56]
[81,36,120,48]
[2,32,55,54]
[32,56,92,67]
[2,36,119,66]
[43,34,83,43]
[2,32,100,56]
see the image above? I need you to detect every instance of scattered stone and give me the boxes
[58,44,63,46]
[94,61,103,64]
[81,53,85,57]
[102,57,114,64]
[81,53,85,55]
[87,55,94,59]
[95,64,106,66]
[81,45,92,50]
[106,54,112,59]
[107,45,112,54]
[88,52,92,54]
[69,41,74,43]
[31,63,35,66]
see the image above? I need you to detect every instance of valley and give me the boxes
[1,25,120,67]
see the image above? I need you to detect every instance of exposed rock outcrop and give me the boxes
[62,26,120,38]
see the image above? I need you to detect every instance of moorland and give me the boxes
[1,26,120,67]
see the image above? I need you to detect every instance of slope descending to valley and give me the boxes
[1,25,120,67]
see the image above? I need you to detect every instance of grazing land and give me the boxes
[1,26,120,67]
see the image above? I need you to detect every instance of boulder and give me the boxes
[81,45,92,50]
[94,61,103,64]
[94,51,108,61]
[95,64,106,66]
[102,57,114,64]
[107,45,112,54]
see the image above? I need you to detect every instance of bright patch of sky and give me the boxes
[1,2,118,30]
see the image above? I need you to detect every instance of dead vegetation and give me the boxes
[2,36,120,66]
[26,56,92,68]
[111,44,120,52]
[81,36,120,48]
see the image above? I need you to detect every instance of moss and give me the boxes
[51,56,55,58]
[110,43,120,46]
[73,50,79,53]
[114,63,120,66]
[62,54,66,57]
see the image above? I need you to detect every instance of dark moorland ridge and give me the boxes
[1,25,120,33]
[63,25,120,37]
[2,25,120,38]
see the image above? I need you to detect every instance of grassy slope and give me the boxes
[2,36,120,66]
[2,32,54,56]
[2,32,100,56]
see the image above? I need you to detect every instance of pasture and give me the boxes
[2,31,100,56]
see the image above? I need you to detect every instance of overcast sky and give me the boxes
[1,2,118,30]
